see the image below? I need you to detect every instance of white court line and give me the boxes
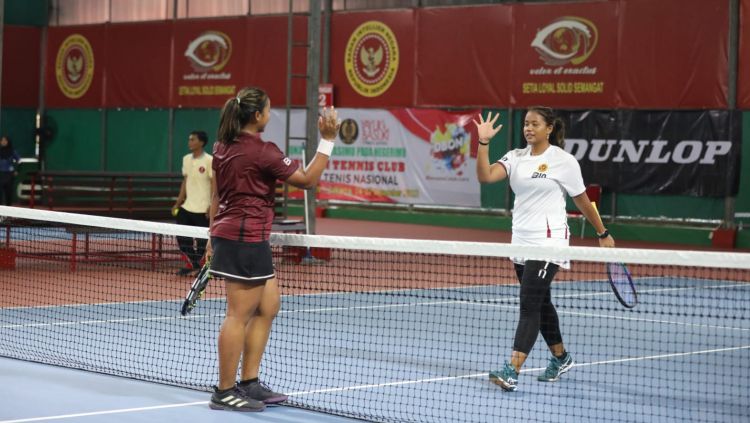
[3,281,748,331]
[470,301,750,332]
[286,345,750,395]
[1,345,747,422]
[0,402,206,423]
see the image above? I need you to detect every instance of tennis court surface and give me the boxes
[1,206,748,422]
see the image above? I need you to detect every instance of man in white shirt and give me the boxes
[173,130,213,275]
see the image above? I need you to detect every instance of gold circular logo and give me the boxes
[344,21,399,98]
[538,164,549,172]
[339,119,359,145]
[55,34,95,99]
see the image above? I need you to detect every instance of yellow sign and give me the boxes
[345,21,399,98]
[55,34,95,99]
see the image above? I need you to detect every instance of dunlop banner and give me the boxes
[561,110,741,196]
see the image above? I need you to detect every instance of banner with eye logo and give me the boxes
[510,2,618,108]
[172,17,247,108]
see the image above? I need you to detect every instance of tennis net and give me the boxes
[0,205,748,422]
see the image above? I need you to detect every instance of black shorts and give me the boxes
[209,237,275,284]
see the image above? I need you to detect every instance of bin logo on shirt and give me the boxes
[55,34,95,99]
[345,21,399,97]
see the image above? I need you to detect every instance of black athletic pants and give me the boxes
[0,172,14,206]
[175,208,209,268]
[512,260,563,354]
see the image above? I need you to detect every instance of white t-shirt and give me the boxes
[498,145,585,268]
[181,152,213,213]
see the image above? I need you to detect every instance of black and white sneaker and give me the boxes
[238,380,289,404]
[209,386,266,412]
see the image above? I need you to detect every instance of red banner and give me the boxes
[46,26,106,108]
[739,0,750,109]
[245,15,308,107]
[510,2,618,108]
[2,26,41,107]
[617,0,728,108]
[106,22,172,107]
[330,10,415,107]
[172,17,247,108]
[415,5,512,107]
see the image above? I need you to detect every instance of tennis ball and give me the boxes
[172,207,179,217]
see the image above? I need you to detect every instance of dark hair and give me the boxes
[0,135,13,159]
[217,87,269,144]
[190,130,208,146]
[527,106,565,149]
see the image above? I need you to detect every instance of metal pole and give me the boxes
[724,0,739,229]
[0,0,5,132]
[166,0,177,172]
[321,0,332,83]
[305,0,322,234]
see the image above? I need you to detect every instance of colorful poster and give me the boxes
[263,108,481,206]
[415,5,513,107]
[172,18,246,108]
[511,2,618,108]
[330,10,415,107]
[46,26,105,108]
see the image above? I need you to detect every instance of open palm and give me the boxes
[473,112,503,142]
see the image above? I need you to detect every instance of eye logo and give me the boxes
[345,21,399,98]
[185,31,232,72]
[55,34,95,99]
[531,17,597,66]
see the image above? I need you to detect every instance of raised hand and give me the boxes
[473,112,503,143]
[318,106,340,140]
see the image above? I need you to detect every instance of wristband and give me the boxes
[317,139,335,156]
[597,229,610,239]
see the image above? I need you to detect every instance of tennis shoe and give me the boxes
[209,386,266,412]
[239,380,289,404]
[489,362,518,392]
[538,352,574,382]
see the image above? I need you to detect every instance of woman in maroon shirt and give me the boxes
[207,87,338,412]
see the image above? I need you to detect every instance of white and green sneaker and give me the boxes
[537,352,574,382]
[489,362,519,392]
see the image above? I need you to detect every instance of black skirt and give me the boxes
[208,237,275,284]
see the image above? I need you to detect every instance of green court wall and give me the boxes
[44,109,103,171]
[105,109,170,172]
[0,108,37,157]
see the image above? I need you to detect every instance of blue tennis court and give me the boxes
[3,274,749,422]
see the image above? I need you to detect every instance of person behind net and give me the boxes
[0,135,21,206]
[206,86,339,412]
[474,106,615,392]
[172,130,213,276]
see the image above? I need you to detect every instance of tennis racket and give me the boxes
[589,201,638,308]
[180,257,211,316]
[606,262,637,308]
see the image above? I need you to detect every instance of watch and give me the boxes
[597,229,610,239]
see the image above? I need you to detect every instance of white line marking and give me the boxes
[286,345,750,396]
[0,401,206,423]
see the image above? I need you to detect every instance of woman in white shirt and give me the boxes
[474,106,615,392]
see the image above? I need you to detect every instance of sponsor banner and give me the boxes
[330,10,415,107]
[172,17,246,108]
[415,5,513,107]
[617,0,728,108]
[46,26,105,108]
[106,22,172,107]
[561,110,741,197]
[739,0,750,109]
[263,108,481,206]
[2,26,41,107]
[511,2,618,108]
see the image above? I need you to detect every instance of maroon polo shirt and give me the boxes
[210,132,299,242]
